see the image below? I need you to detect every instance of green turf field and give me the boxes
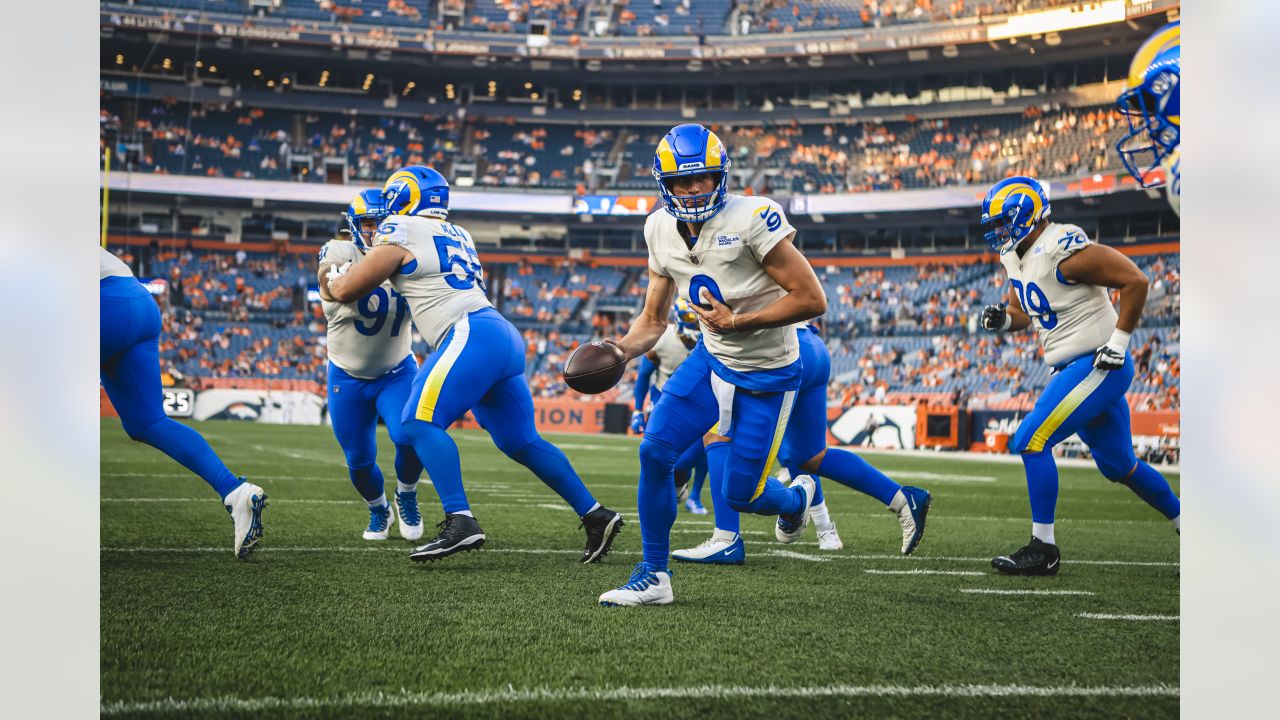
[101,419,1179,719]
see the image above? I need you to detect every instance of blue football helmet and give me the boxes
[344,189,388,251]
[382,165,450,219]
[1115,21,1180,187]
[980,176,1051,255]
[652,124,732,223]
[671,296,701,340]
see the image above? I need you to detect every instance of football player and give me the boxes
[316,190,425,541]
[673,322,932,562]
[101,247,266,558]
[631,298,710,514]
[1116,21,1179,215]
[978,176,1181,576]
[597,124,827,606]
[326,166,623,563]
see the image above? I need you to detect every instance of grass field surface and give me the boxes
[101,419,1179,719]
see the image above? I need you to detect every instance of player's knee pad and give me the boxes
[384,423,412,449]
[120,415,167,447]
[342,451,377,472]
[639,435,681,473]
[403,418,448,446]
[1093,451,1138,482]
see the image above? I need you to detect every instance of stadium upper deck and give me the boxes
[111,0,1105,38]
[101,94,1128,193]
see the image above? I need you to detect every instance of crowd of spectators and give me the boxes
[103,97,1131,194]
[118,0,1083,38]
[110,243,1181,413]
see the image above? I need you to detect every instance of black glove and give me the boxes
[980,304,1011,332]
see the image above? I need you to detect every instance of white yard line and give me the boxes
[761,550,832,562]
[888,471,995,483]
[100,683,1178,715]
[960,589,1096,596]
[1078,613,1178,622]
[864,569,986,576]
[851,447,1180,475]
[101,546,582,555]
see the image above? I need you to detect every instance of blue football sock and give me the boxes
[705,441,738,534]
[130,417,242,499]
[674,442,706,504]
[1121,461,1181,520]
[393,444,423,488]
[689,449,708,505]
[1021,451,1059,525]
[508,438,597,516]
[405,421,469,514]
[816,448,902,507]
[638,436,681,569]
[348,463,386,504]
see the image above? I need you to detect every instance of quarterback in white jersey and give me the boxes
[598,124,827,607]
[327,165,622,565]
[978,176,1181,577]
[316,190,424,542]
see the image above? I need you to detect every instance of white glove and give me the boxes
[324,261,352,288]
[1093,329,1130,371]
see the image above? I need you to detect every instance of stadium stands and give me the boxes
[111,0,1061,37]
[101,96,1129,193]
[108,242,1181,411]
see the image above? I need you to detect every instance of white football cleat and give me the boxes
[775,474,816,544]
[672,529,745,565]
[817,528,844,551]
[362,501,396,541]
[224,481,267,559]
[395,489,424,541]
[598,562,674,607]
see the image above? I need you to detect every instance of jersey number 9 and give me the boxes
[1010,279,1058,330]
[356,287,409,337]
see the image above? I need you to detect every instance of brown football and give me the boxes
[563,341,628,395]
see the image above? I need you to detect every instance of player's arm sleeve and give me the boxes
[1051,224,1094,286]
[643,213,671,277]
[747,198,798,263]
[633,355,656,411]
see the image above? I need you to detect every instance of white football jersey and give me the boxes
[645,194,801,373]
[100,247,133,279]
[650,324,693,391]
[998,222,1119,367]
[373,215,492,350]
[319,240,414,380]
[1162,145,1180,216]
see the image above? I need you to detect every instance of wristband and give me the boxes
[1107,329,1131,350]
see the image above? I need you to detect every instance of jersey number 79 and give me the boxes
[1010,279,1058,330]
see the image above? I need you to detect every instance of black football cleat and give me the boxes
[579,506,624,563]
[674,470,692,506]
[992,537,1061,576]
[410,513,486,562]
